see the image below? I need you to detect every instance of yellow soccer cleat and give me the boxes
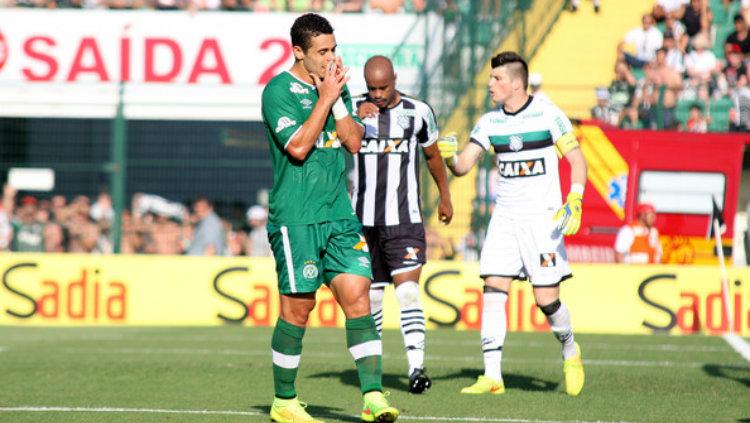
[270,397,325,423]
[460,375,505,395]
[361,391,399,422]
[563,342,585,396]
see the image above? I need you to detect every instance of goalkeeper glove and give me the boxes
[437,132,458,164]
[553,191,583,236]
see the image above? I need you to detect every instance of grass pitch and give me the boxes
[0,326,748,423]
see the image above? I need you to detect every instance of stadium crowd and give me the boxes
[0,184,273,256]
[0,0,436,13]
[589,0,750,131]
[0,184,467,259]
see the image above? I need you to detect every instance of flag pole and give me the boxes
[713,218,734,335]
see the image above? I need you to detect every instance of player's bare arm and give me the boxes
[564,146,587,188]
[285,60,346,161]
[422,143,453,224]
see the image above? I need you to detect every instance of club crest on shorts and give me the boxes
[509,135,523,152]
[540,253,556,267]
[302,260,318,279]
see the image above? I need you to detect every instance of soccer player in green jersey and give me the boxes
[261,13,399,423]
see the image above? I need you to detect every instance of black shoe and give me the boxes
[408,368,432,394]
[594,4,599,13]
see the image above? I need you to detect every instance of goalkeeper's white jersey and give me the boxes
[470,95,574,220]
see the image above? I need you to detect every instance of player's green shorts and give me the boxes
[267,218,373,294]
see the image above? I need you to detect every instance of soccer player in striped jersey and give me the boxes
[437,51,587,396]
[262,14,398,423]
[351,55,453,393]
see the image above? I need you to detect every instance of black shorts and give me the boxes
[362,223,426,287]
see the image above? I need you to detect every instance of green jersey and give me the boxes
[262,71,362,225]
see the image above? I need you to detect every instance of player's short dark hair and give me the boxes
[290,13,334,52]
[491,51,529,89]
[734,13,746,24]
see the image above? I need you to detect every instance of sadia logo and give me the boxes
[275,116,296,133]
[0,31,8,73]
[290,82,309,94]
[497,158,546,178]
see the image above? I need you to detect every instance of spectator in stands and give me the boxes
[591,87,620,125]
[663,15,688,47]
[146,213,185,255]
[246,204,272,257]
[645,47,683,129]
[369,0,403,13]
[620,13,663,69]
[653,0,688,21]
[333,0,362,12]
[730,67,750,130]
[718,43,747,96]
[66,195,103,253]
[686,102,710,132]
[609,61,638,115]
[685,33,720,101]
[186,197,225,256]
[663,31,686,73]
[725,13,750,56]
[50,195,69,224]
[0,188,11,252]
[614,203,662,264]
[90,192,114,225]
[528,72,552,103]
[569,0,600,13]
[8,194,46,253]
[44,222,65,253]
[681,0,712,40]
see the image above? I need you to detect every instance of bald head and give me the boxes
[364,55,395,80]
[364,55,399,109]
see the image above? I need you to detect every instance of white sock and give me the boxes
[395,281,425,374]
[542,301,577,360]
[369,287,385,337]
[481,291,507,382]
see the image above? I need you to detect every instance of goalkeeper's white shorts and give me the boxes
[479,212,571,287]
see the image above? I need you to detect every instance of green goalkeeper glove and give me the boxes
[437,132,458,163]
[553,191,583,236]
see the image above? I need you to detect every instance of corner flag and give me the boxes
[707,197,726,240]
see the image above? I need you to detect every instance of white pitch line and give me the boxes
[0,406,635,423]
[56,346,740,368]
[0,332,734,353]
[722,333,750,363]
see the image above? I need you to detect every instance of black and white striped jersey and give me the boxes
[350,94,439,227]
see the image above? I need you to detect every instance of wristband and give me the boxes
[571,183,585,195]
[332,97,348,120]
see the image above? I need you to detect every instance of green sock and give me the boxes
[271,318,305,399]
[346,315,383,393]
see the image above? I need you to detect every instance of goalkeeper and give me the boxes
[438,51,587,397]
